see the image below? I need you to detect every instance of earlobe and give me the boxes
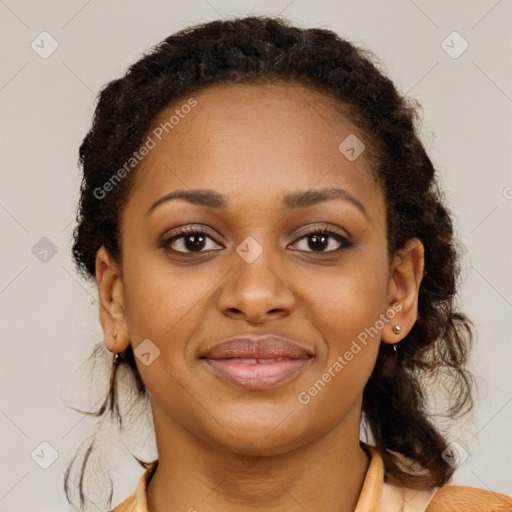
[95,246,130,353]
[382,238,425,345]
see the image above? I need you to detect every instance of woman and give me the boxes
[65,15,512,512]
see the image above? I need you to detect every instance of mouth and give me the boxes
[199,336,313,391]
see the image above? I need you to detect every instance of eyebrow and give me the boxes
[146,187,368,218]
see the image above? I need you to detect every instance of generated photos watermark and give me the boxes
[93,97,198,200]
[298,302,402,405]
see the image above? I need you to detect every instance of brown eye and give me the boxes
[160,227,223,254]
[291,227,353,253]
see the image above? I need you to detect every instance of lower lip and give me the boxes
[202,357,311,390]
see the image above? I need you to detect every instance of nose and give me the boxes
[216,243,296,324]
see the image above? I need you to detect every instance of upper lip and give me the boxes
[201,334,313,360]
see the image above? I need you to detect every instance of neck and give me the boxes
[146,401,370,512]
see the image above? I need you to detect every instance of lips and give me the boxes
[200,336,312,391]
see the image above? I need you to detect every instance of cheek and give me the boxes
[122,250,211,343]
[295,274,385,425]
[121,258,203,405]
[308,259,389,337]
[303,254,389,386]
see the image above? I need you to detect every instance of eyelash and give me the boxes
[159,225,354,256]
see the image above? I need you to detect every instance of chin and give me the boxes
[193,407,317,458]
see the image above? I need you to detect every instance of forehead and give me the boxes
[124,82,384,224]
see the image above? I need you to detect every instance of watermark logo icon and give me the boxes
[441,32,469,59]
[456,240,468,258]
[236,236,263,263]
[134,338,161,366]
[31,441,59,469]
[441,441,469,468]
[338,134,365,161]
[32,237,58,263]
[31,32,59,59]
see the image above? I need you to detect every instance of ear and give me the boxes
[381,238,425,345]
[95,246,130,353]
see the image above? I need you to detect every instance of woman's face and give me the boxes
[98,83,421,456]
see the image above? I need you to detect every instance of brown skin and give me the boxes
[95,83,424,512]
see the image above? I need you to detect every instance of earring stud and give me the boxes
[113,332,118,344]
[392,325,401,334]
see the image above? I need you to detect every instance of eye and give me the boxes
[159,226,223,254]
[160,224,354,256]
[290,226,353,253]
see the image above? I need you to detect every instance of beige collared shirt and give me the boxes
[110,443,511,512]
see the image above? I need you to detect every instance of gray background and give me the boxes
[0,0,511,510]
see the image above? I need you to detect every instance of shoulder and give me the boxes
[426,485,512,512]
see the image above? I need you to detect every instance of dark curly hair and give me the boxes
[64,14,474,510]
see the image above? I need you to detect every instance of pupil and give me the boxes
[310,234,328,251]
[185,234,206,251]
